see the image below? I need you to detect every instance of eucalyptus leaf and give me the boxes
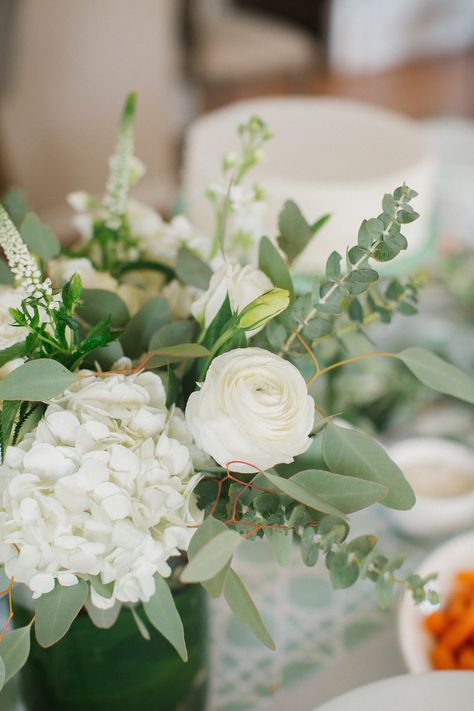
[0,625,31,686]
[147,343,209,369]
[188,516,230,597]
[85,598,121,629]
[120,297,170,358]
[35,580,88,647]
[290,469,387,513]
[262,470,347,520]
[1,187,29,229]
[224,569,275,650]
[130,606,150,640]
[78,289,129,328]
[176,247,212,290]
[0,657,5,692]
[258,236,294,300]
[399,347,474,404]
[0,359,76,401]
[143,575,188,661]
[20,212,60,260]
[180,530,242,583]
[321,423,415,510]
[277,200,314,262]
[149,321,194,351]
[265,528,293,567]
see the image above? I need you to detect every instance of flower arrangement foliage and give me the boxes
[0,93,472,683]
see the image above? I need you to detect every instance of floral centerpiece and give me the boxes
[0,94,472,709]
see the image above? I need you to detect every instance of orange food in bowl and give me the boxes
[424,570,474,670]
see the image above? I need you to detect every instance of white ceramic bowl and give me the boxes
[398,530,474,673]
[183,96,437,274]
[387,438,474,539]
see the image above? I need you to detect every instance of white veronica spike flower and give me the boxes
[103,93,137,229]
[0,206,52,300]
[0,368,202,608]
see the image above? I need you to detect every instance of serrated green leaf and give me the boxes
[120,297,170,358]
[143,575,188,661]
[0,359,76,401]
[399,347,474,404]
[0,625,31,686]
[188,516,230,597]
[20,212,60,260]
[258,236,294,300]
[180,530,242,583]
[78,289,129,328]
[35,580,88,647]
[0,400,21,461]
[0,341,26,368]
[224,569,275,650]
[262,470,347,520]
[176,247,212,290]
[322,423,415,510]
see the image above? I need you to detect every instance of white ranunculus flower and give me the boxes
[0,370,202,606]
[162,279,201,320]
[191,262,273,331]
[185,347,315,473]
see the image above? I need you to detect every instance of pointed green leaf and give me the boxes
[188,516,230,597]
[176,247,212,290]
[0,656,5,691]
[0,359,76,401]
[290,469,387,513]
[180,530,241,583]
[20,212,60,260]
[143,575,188,661]
[224,569,275,650]
[35,580,88,647]
[322,423,415,510]
[130,606,150,640]
[258,236,294,300]
[149,321,194,351]
[0,625,31,686]
[277,200,313,261]
[85,598,121,629]
[399,347,474,404]
[262,470,347,520]
[78,289,129,328]
[0,400,21,461]
[0,341,26,368]
[147,343,209,369]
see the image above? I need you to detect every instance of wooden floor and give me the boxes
[201,50,474,119]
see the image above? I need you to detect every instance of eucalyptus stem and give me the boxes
[307,351,399,386]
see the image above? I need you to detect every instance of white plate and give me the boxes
[313,672,474,711]
[398,530,474,673]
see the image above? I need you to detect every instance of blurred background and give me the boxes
[0,2,473,710]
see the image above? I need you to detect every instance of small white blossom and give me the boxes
[0,370,203,606]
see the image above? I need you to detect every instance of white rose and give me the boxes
[185,347,315,473]
[191,262,273,331]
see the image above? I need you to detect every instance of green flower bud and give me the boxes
[238,288,290,332]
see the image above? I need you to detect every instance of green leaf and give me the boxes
[224,569,275,650]
[0,261,14,285]
[20,212,60,260]
[399,347,474,404]
[290,469,387,513]
[0,341,26,368]
[258,236,294,300]
[321,423,415,510]
[35,580,88,647]
[277,200,313,262]
[326,550,359,589]
[120,297,170,358]
[180,530,242,583]
[0,400,21,461]
[147,343,209,369]
[326,251,342,281]
[85,598,121,629]
[262,470,347,520]
[375,575,394,609]
[265,528,293,567]
[130,606,150,640]
[149,321,194,351]
[301,527,319,567]
[176,247,212,290]
[78,289,129,328]
[188,516,230,597]
[0,625,31,686]
[2,187,29,229]
[85,340,124,370]
[0,359,76,401]
[89,574,114,599]
[143,575,188,661]
[0,656,5,692]
[311,213,331,235]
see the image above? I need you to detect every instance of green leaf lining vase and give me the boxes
[14,584,207,711]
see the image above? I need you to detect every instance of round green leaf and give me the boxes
[35,580,88,647]
[0,359,76,401]
[78,289,129,328]
[0,625,31,685]
[20,212,60,260]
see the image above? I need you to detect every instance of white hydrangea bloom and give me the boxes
[0,370,203,607]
